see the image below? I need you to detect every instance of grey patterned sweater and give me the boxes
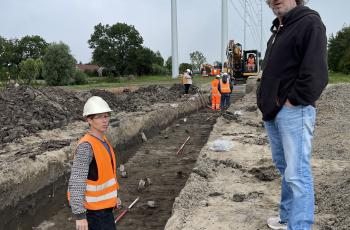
[68,142,93,219]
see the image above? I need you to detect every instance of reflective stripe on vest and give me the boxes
[220,80,231,93]
[86,178,116,192]
[86,190,118,203]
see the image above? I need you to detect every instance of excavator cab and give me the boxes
[242,50,259,77]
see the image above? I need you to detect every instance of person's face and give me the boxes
[268,0,297,18]
[87,112,110,134]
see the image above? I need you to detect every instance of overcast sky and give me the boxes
[1,0,349,64]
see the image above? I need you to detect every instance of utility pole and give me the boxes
[260,0,263,53]
[171,0,179,78]
[244,0,247,51]
[221,0,228,71]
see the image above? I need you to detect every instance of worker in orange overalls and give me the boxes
[219,73,233,110]
[68,96,121,230]
[247,53,256,72]
[211,75,221,110]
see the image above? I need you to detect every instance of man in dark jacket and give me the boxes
[257,0,328,229]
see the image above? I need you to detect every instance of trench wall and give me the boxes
[0,94,207,229]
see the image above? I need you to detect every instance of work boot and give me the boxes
[267,217,287,230]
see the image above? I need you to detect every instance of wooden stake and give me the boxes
[176,136,190,155]
[115,197,140,223]
[205,114,215,121]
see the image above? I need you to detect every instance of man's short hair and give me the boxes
[266,0,308,6]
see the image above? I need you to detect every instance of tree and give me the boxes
[190,51,207,71]
[165,56,172,73]
[18,35,48,60]
[0,37,21,66]
[179,63,192,74]
[0,35,48,80]
[0,38,21,80]
[88,23,143,76]
[18,58,41,84]
[0,36,6,65]
[154,51,164,66]
[126,47,165,75]
[328,25,350,74]
[72,69,88,85]
[338,47,350,74]
[42,42,76,86]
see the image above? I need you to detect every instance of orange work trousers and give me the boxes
[211,93,221,110]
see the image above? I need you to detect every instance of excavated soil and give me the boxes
[163,84,350,230]
[0,84,193,146]
[0,83,206,230]
[36,108,219,230]
[313,84,350,230]
[1,82,349,230]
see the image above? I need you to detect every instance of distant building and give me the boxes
[76,64,99,72]
[75,64,98,72]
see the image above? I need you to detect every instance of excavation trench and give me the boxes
[61,93,244,230]
[34,95,244,230]
[0,99,205,230]
[0,83,245,230]
[38,107,219,230]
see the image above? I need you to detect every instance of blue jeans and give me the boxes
[264,105,316,230]
[220,93,231,109]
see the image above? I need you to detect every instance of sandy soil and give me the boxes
[165,84,350,230]
[0,83,194,145]
[0,83,205,229]
[0,82,349,230]
[36,108,218,230]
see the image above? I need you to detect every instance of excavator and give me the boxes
[225,40,260,84]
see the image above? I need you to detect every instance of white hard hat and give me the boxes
[216,74,221,78]
[186,69,191,73]
[83,96,113,117]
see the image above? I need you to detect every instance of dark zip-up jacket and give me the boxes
[257,6,328,121]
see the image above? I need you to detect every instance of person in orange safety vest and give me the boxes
[219,73,233,110]
[68,96,121,230]
[247,53,256,72]
[211,75,221,110]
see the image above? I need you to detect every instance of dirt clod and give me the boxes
[248,166,280,181]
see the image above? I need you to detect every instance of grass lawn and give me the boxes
[329,72,350,84]
[66,75,213,90]
[1,72,348,90]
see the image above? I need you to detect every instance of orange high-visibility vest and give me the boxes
[211,79,220,95]
[220,80,231,93]
[68,133,119,210]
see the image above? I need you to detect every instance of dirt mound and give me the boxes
[0,85,85,144]
[314,84,350,161]
[92,85,181,112]
[313,84,350,229]
[0,84,184,145]
[316,168,350,230]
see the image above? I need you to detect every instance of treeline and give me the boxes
[0,35,94,86]
[0,22,209,86]
[328,25,350,74]
[0,23,172,86]
[89,23,167,76]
